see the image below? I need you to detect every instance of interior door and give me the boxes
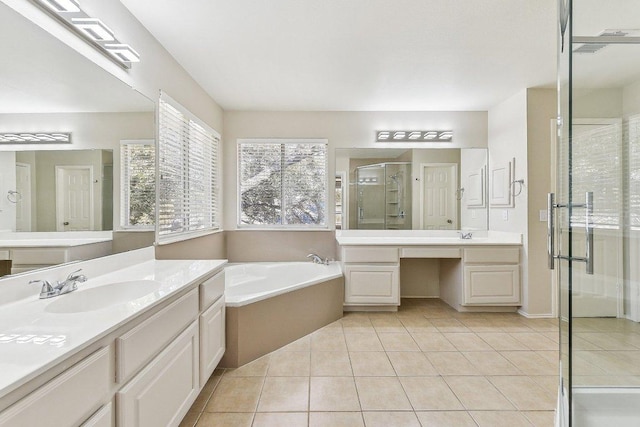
[15,162,31,232]
[421,164,457,230]
[56,166,93,231]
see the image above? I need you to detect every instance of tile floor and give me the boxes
[180,299,559,427]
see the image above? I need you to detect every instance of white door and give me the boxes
[421,164,457,230]
[56,166,93,231]
[15,162,31,232]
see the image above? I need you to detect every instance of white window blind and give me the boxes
[158,93,220,243]
[238,139,328,227]
[120,139,155,228]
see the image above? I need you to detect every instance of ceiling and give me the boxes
[120,0,558,112]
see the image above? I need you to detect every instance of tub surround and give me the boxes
[0,247,226,417]
[336,230,523,312]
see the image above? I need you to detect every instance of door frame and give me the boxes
[419,163,458,230]
[55,165,94,231]
[15,162,32,232]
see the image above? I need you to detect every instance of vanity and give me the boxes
[337,230,523,311]
[0,247,226,427]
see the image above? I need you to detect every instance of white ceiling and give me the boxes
[121,0,558,112]
[0,4,153,114]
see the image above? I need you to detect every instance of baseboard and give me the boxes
[517,309,557,319]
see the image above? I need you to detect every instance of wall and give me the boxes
[460,148,489,230]
[0,152,16,231]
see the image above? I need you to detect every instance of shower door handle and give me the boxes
[547,193,555,270]
[585,191,594,275]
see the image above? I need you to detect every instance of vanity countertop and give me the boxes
[0,250,226,400]
[0,231,113,248]
[335,230,522,246]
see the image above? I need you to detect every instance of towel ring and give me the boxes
[511,179,525,197]
[7,190,21,204]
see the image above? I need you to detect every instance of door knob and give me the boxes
[447,219,452,224]
[63,221,69,226]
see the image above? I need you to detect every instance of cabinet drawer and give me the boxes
[81,402,113,427]
[117,321,199,427]
[200,296,225,385]
[463,265,520,305]
[0,346,111,427]
[344,265,399,304]
[200,270,225,310]
[343,247,399,263]
[116,289,198,383]
[464,247,520,264]
[0,250,9,260]
[401,247,461,258]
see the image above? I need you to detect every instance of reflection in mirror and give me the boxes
[0,3,155,276]
[335,148,488,230]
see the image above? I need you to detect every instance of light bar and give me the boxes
[0,133,71,143]
[72,18,115,42]
[376,130,454,143]
[105,44,141,63]
[38,0,80,13]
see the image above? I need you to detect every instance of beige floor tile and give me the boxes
[205,376,264,412]
[320,319,344,332]
[522,318,559,332]
[477,332,530,351]
[399,376,463,410]
[311,351,353,376]
[308,412,364,427]
[370,315,406,332]
[444,332,493,351]
[355,377,412,410]
[397,314,438,332]
[489,376,556,410]
[522,411,555,427]
[430,318,471,332]
[362,411,420,427]
[280,336,312,351]
[510,333,558,351]
[378,332,421,351]
[415,411,478,427]
[257,377,309,412]
[530,376,560,396]
[541,331,560,343]
[267,351,310,376]
[344,332,384,351]
[444,376,514,410]
[410,332,456,352]
[425,352,480,376]
[501,351,557,376]
[349,351,396,376]
[253,412,308,427]
[312,330,348,351]
[387,351,438,376]
[469,411,533,427]
[577,332,639,350]
[310,377,361,411]
[196,412,253,427]
[341,314,373,331]
[462,351,521,375]
[225,355,270,377]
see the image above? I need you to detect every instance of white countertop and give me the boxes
[335,230,522,246]
[0,231,112,248]
[0,249,226,400]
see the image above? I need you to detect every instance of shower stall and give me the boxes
[355,162,411,230]
[553,1,640,425]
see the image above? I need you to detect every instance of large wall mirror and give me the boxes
[0,3,155,274]
[335,148,488,230]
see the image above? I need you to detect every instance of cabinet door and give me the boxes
[81,402,113,427]
[117,321,199,427]
[344,265,399,304]
[463,265,520,305]
[200,296,225,385]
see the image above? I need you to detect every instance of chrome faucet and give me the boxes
[30,269,88,299]
[460,232,473,240]
[307,253,330,265]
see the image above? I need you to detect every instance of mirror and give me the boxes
[0,3,155,274]
[335,148,488,230]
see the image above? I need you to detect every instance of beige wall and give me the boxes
[226,231,336,262]
[155,232,227,260]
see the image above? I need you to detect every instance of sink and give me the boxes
[45,280,161,313]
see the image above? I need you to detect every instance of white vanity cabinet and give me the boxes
[198,271,226,386]
[463,247,520,305]
[342,247,400,306]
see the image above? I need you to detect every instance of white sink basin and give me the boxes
[45,280,161,313]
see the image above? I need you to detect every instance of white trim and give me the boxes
[517,309,557,319]
[237,138,328,145]
[120,139,154,146]
[159,91,221,139]
[55,165,94,231]
[419,163,458,229]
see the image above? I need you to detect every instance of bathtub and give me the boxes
[224,262,343,307]
[220,262,344,368]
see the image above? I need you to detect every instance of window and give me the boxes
[157,93,220,243]
[120,139,155,228]
[238,139,328,227]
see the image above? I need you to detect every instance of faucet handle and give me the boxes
[66,268,87,282]
[29,279,55,295]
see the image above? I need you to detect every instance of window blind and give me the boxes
[238,139,327,227]
[120,140,155,228]
[158,94,220,243]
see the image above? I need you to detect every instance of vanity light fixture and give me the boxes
[0,132,71,143]
[32,0,140,68]
[71,18,115,42]
[376,130,454,143]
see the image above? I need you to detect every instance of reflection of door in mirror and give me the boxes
[15,162,31,231]
[56,165,93,231]
[421,164,458,230]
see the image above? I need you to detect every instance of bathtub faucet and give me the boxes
[307,253,330,265]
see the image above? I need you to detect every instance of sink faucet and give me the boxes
[30,269,88,299]
[460,232,473,240]
[307,253,330,265]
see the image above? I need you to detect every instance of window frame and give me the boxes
[237,138,329,229]
[120,139,155,230]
